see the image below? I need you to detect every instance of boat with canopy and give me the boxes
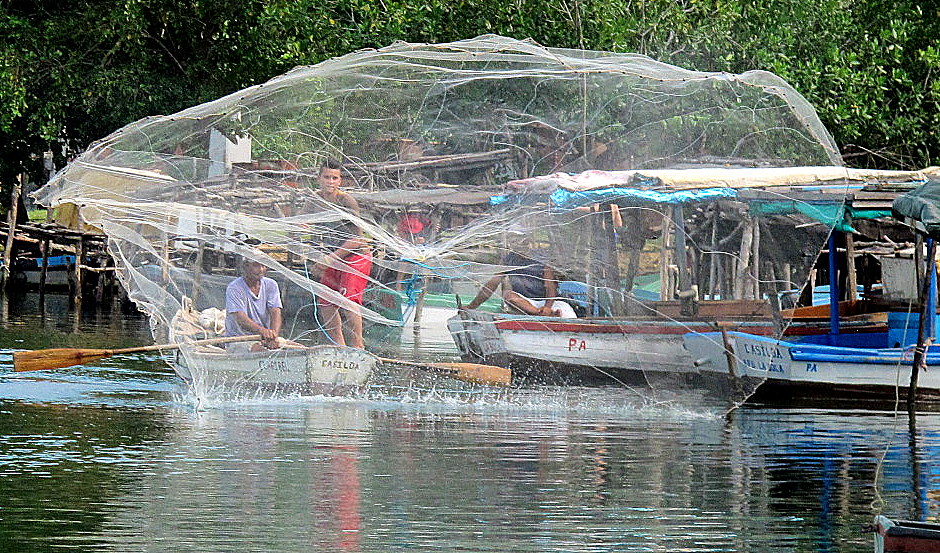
[449,166,936,393]
[682,177,940,407]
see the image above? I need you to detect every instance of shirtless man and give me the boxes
[314,158,372,349]
[461,251,576,318]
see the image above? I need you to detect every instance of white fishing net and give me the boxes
[34,34,884,405]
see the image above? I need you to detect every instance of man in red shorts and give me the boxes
[315,158,372,349]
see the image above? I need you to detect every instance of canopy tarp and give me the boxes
[893,179,940,238]
[507,166,938,193]
[751,202,893,233]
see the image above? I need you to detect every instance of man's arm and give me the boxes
[232,311,278,342]
[463,274,503,310]
[268,307,283,344]
[340,192,361,216]
[542,266,557,313]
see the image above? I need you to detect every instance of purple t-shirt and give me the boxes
[224,276,283,337]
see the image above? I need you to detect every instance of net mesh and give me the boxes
[34,35,861,406]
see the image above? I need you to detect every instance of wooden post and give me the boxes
[161,233,171,283]
[909,238,936,412]
[708,207,719,300]
[846,231,858,301]
[718,323,738,378]
[192,240,205,303]
[94,255,107,304]
[604,205,622,316]
[619,210,644,297]
[765,260,778,299]
[734,217,754,300]
[39,237,50,294]
[659,210,673,301]
[673,204,689,295]
[2,174,22,289]
[751,218,761,300]
[915,234,924,302]
[827,233,839,337]
[412,278,428,339]
[73,235,85,303]
[807,268,817,305]
[718,256,726,301]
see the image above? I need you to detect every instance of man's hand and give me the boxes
[259,327,279,348]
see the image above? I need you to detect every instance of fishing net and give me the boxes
[34,34,895,406]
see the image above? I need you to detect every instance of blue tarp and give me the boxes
[489,186,739,209]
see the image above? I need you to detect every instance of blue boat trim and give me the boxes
[726,331,940,366]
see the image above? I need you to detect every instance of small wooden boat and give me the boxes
[167,299,376,395]
[172,344,377,395]
[873,516,940,553]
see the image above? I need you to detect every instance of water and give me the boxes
[1,294,938,552]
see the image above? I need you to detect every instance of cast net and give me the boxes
[33,34,894,406]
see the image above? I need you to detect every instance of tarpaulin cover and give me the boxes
[893,180,940,238]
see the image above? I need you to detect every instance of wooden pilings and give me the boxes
[0,220,117,302]
[2,174,22,289]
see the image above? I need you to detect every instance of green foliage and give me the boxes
[0,0,937,210]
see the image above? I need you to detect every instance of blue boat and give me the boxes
[684,180,940,407]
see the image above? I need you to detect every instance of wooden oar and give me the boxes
[378,357,512,387]
[13,334,263,373]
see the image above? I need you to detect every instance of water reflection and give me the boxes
[1,294,939,552]
[2,395,940,551]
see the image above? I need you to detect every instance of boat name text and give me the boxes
[739,341,786,373]
[321,359,360,372]
[567,338,587,351]
[260,359,287,371]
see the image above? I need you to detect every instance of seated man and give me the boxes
[224,253,285,351]
[461,251,576,318]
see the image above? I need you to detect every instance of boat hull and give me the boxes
[447,310,777,384]
[172,345,377,395]
[684,331,940,406]
[874,516,940,553]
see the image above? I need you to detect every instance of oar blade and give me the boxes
[430,362,512,387]
[13,348,112,372]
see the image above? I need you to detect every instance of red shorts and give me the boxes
[319,252,372,306]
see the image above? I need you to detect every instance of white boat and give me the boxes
[172,344,377,395]
[447,299,890,385]
[444,165,931,387]
[167,298,377,396]
[447,306,783,384]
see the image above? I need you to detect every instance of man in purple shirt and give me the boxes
[224,254,284,351]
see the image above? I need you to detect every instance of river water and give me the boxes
[1,293,938,552]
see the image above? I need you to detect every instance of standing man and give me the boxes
[224,253,285,351]
[314,158,372,349]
